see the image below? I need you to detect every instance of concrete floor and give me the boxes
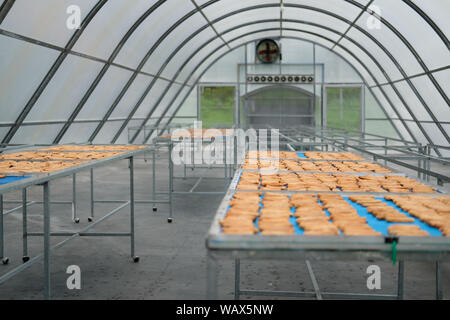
[0,150,448,300]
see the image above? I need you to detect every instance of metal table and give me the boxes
[0,145,161,299]
[153,134,236,222]
[205,154,450,300]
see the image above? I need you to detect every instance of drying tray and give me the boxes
[0,145,153,192]
[241,160,393,174]
[231,168,443,194]
[246,151,363,161]
[218,190,445,237]
[0,176,30,185]
[207,187,450,260]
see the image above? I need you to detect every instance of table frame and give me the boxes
[0,145,165,299]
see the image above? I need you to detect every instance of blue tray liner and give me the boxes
[254,195,263,234]
[223,192,443,237]
[236,172,241,186]
[296,153,306,158]
[0,176,30,185]
[290,207,304,235]
[237,171,343,192]
[344,197,442,236]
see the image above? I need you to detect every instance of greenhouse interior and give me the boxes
[0,0,449,302]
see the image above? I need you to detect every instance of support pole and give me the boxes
[152,149,157,212]
[43,182,51,300]
[418,158,421,179]
[192,139,195,172]
[129,157,138,263]
[417,146,422,179]
[436,261,443,300]
[72,173,79,223]
[89,168,94,222]
[168,142,173,223]
[207,254,218,300]
[234,134,238,172]
[224,138,227,188]
[427,145,431,182]
[397,261,404,300]
[22,188,29,262]
[234,258,240,300]
[184,153,187,179]
[0,194,8,265]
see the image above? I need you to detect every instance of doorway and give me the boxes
[241,86,315,129]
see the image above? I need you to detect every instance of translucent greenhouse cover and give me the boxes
[0,0,447,147]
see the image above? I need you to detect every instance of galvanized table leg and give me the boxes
[436,261,443,300]
[423,158,427,181]
[168,142,173,223]
[226,140,229,179]
[384,138,388,166]
[427,145,431,182]
[192,140,195,172]
[233,137,237,173]
[207,254,218,300]
[397,261,404,300]
[234,258,240,300]
[224,139,227,187]
[89,168,94,222]
[72,173,79,223]
[418,159,421,179]
[22,189,29,263]
[0,194,8,265]
[43,182,51,299]
[152,149,157,212]
[129,157,139,263]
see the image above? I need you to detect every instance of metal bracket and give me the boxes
[384,236,399,244]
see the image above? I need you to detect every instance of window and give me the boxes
[325,86,363,131]
[200,86,235,128]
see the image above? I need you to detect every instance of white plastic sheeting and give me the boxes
[0,0,447,146]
